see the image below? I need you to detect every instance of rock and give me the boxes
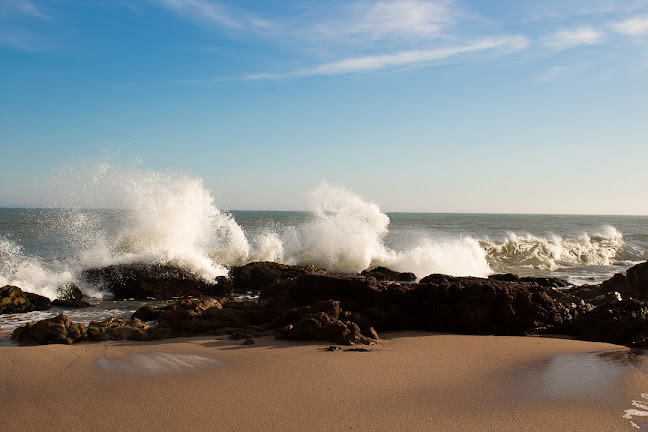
[242,338,255,345]
[557,261,648,307]
[131,304,165,322]
[626,261,648,293]
[56,282,83,301]
[360,266,416,282]
[570,299,648,348]
[260,273,400,318]
[51,299,95,308]
[274,300,372,345]
[409,275,563,335]
[488,274,569,288]
[229,261,327,293]
[80,263,229,300]
[154,298,264,335]
[0,285,51,315]
[86,317,150,341]
[363,326,380,340]
[12,314,86,345]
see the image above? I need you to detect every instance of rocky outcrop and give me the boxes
[261,272,563,336]
[11,261,648,349]
[0,285,51,315]
[11,314,86,345]
[80,263,230,300]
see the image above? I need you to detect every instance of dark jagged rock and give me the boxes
[488,274,569,288]
[274,300,372,345]
[51,298,95,308]
[360,266,417,282]
[152,297,265,336]
[0,285,52,315]
[80,263,229,300]
[558,261,648,307]
[260,273,405,319]
[11,314,86,345]
[570,299,648,348]
[229,261,327,293]
[261,272,562,336]
[131,304,165,322]
[56,282,83,301]
[405,275,563,335]
[52,282,93,308]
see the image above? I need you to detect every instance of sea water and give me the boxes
[0,164,646,331]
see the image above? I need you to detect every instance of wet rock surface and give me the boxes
[9,261,648,348]
[12,314,86,345]
[0,285,51,315]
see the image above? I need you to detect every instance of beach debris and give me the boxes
[322,346,343,351]
[320,346,370,352]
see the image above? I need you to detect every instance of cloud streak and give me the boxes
[311,0,456,41]
[246,35,529,79]
[610,15,648,35]
[544,26,604,49]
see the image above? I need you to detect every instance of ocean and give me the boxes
[1,177,647,333]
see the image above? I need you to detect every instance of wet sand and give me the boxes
[0,332,646,431]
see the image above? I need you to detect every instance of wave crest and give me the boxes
[481,226,628,272]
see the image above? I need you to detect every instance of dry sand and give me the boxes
[0,331,646,431]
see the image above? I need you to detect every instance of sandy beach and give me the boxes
[0,332,645,431]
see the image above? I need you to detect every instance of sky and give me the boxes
[1,0,647,214]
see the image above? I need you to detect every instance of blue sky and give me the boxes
[1,0,647,214]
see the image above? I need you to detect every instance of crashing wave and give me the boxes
[481,226,631,272]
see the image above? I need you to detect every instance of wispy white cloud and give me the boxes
[246,35,529,79]
[312,0,456,41]
[610,15,648,35]
[544,26,604,49]
[152,0,272,31]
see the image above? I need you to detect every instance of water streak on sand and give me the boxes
[96,352,222,375]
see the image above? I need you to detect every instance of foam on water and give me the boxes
[241,182,492,277]
[0,236,72,299]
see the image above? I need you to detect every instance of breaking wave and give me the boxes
[481,226,638,273]
[0,157,644,299]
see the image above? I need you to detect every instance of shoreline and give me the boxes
[1,331,646,431]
